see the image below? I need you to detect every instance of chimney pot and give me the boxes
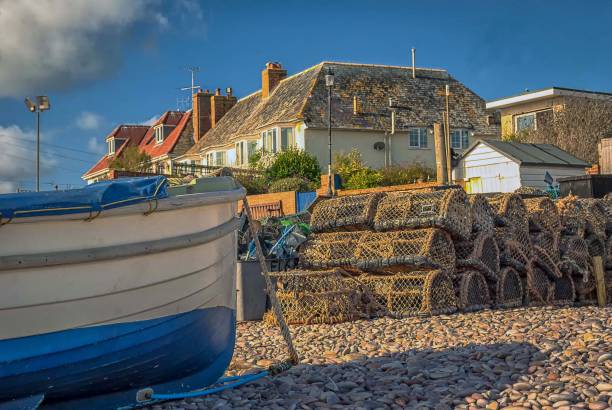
[226,87,233,97]
[262,62,287,99]
[215,88,221,96]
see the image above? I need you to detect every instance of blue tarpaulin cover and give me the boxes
[0,176,168,219]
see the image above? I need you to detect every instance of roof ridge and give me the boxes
[320,61,448,72]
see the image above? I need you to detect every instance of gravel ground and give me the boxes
[148,306,611,410]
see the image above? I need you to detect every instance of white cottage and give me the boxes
[453,139,589,194]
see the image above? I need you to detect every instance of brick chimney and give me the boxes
[211,88,237,128]
[192,89,212,143]
[261,62,287,99]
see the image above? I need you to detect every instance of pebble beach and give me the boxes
[147,306,611,410]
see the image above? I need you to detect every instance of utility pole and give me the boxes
[438,85,452,183]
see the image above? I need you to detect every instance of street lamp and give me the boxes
[24,96,51,192]
[325,68,334,196]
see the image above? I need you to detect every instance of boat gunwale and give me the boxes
[0,217,241,271]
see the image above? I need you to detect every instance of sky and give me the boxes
[1,0,611,192]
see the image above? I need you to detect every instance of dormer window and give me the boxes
[107,139,115,156]
[155,125,164,144]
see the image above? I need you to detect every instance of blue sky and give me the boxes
[1,0,611,192]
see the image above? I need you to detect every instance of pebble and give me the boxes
[144,306,611,409]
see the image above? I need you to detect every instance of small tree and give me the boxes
[265,148,321,184]
[109,147,152,172]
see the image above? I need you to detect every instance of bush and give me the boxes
[269,177,312,193]
[344,168,383,190]
[379,164,435,186]
[234,173,268,195]
[333,149,368,184]
[265,148,321,184]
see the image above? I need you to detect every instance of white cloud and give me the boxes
[154,12,169,29]
[0,125,57,193]
[87,136,106,154]
[76,111,103,130]
[141,115,160,126]
[0,0,157,98]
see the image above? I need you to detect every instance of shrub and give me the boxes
[109,147,152,172]
[265,148,321,184]
[333,149,368,184]
[379,164,435,186]
[344,168,383,190]
[269,177,312,193]
[234,173,268,195]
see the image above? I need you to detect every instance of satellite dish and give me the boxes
[373,141,385,151]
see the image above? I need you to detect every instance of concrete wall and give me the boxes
[499,97,565,137]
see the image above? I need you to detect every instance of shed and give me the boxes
[453,139,589,193]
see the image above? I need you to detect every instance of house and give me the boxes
[453,139,589,194]
[82,110,196,183]
[176,61,499,170]
[486,87,612,138]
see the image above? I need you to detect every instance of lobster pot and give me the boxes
[606,238,612,269]
[573,271,596,298]
[533,246,562,279]
[585,234,606,262]
[523,263,554,306]
[492,266,524,308]
[468,194,496,233]
[310,193,384,233]
[523,197,561,233]
[556,197,607,238]
[530,230,560,262]
[454,231,500,281]
[559,235,591,276]
[266,269,373,325]
[373,188,471,240]
[494,225,531,259]
[453,269,490,312]
[499,240,531,275]
[487,193,528,227]
[551,272,575,306]
[299,231,364,270]
[354,228,456,273]
[359,270,457,317]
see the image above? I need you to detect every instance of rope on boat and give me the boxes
[241,197,300,365]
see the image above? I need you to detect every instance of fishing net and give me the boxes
[373,188,472,240]
[310,193,384,233]
[453,269,490,311]
[559,235,591,276]
[299,231,364,271]
[533,245,562,279]
[492,266,524,308]
[556,196,607,238]
[265,268,377,325]
[606,238,612,269]
[551,271,575,306]
[530,230,560,262]
[354,228,456,273]
[573,272,596,298]
[468,194,496,233]
[523,197,561,233]
[487,193,529,227]
[454,231,500,281]
[499,240,531,275]
[359,270,457,317]
[523,262,554,305]
[585,234,606,261]
[606,270,612,304]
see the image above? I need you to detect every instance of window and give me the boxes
[107,139,115,155]
[247,141,258,162]
[214,151,226,166]
[280,127,295,151]
[261,128,278,153]
[451,129,470,150]
[408,128,428,148]
[515,113,536,132]
[235,142,244,165]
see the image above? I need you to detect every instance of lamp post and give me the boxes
[325,68,334,196]
[24,96,50,192]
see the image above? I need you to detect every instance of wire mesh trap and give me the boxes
[265,268,376,325]
[468,194,496,233]
[559,235,591,276]
[530,230,560,262]
[354,228,456,273]
[533,245,562,279]
[358,270,457,317]
[453,269,491,312]
[573,271,596,298]
[454,231,500,281]
[606,238,612,269]
[494,224,531,258]
[492,266,524,309]
[523,197,561,233]
[373,188,472,240]
[299,231,365,270]
[499,240,531,275]
[487,193,529,227]
[310,193,384,233]
[551,271,575,306]
[556,197,607,238]
[585,234,606,261]
[523,263,554,306]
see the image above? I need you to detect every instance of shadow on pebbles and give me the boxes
[146,306,611,410]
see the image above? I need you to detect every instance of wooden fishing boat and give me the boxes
[0,176,245,409]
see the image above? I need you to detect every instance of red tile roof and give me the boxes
[139,111,192,159]
[82,125,149,178]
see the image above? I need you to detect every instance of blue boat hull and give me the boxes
[0,307,235,409]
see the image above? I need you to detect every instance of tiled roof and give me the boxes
[82,125,149,178]
[139,111,192,159]
[187,61,498,154]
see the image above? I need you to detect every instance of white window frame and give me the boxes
[155,125,164,144]
[450,129,470,150]
[260,127,279,153]
[515,113,536,133]
[280,127,295,151]
[107,138,115,155]
[408,128,428,149]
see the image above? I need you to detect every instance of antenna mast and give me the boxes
[179,66,201,108]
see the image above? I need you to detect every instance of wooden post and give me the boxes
[434,122,448,185]
[592,256,607,307]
